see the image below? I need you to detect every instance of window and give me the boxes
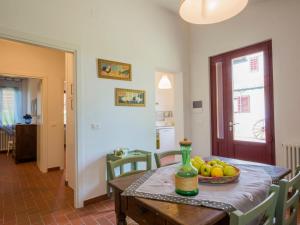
[0,88,16,126]
[234,95,250,113]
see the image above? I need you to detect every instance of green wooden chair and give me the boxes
[230,185,279,225]
[107,154,151,180]
[154,150,181,168]
[275,167,300,225]
[106,150,151,196]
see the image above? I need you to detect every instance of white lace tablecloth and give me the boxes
[122,164,272,213]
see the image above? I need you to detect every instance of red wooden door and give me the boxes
[210,40,275,165]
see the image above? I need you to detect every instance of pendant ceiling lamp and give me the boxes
[179,0,248,24]
[158,75,172,89]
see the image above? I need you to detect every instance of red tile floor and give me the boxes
[0,154,137,225]
[1,153,299,225]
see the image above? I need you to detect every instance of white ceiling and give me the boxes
[152,0,267,14]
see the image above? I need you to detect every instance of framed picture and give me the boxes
[98,59,131,81]
[115,88,146,107]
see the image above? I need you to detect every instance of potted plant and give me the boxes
[23,114,32,124]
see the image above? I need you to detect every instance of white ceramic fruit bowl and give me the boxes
[198,166,240,184]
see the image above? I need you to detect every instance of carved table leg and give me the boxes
[113,188,127,225]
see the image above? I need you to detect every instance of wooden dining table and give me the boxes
[109,157,291,225]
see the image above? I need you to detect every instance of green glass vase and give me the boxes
[175,139,199,196]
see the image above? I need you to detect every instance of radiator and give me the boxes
[283,144,300,179]
[0,129,9,151]
[0,128,15,152]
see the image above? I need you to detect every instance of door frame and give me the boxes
[210,40,275,164]
[0,29,82,207]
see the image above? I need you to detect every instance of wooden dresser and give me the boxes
[15,124,37,163]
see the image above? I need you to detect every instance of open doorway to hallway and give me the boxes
[0,38,76,206]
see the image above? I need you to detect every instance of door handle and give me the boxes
[229,122,239,131]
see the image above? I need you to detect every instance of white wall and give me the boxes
[0,0,190,206]
[189,0,300,166]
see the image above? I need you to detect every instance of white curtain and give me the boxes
[0,87,22,128]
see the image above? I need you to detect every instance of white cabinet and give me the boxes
[158,127,176,151]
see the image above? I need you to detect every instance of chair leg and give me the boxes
[107,183,112,198]
[291,216,297,225]
[7,141,13,157]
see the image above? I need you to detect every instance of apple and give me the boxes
[200,164,212,177]
[208,160,218,167]
[194,156,205,165]
[194,156,202,161]
[211,166,224,177]
[191,159,203,172]
[220,161,228,167]
[223,165,237,176]
[214,158,222,164]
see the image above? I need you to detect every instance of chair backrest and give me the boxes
[275,169,300,225]
[107,154,151,180]
[154,150,181,168]
[230,185,279,225]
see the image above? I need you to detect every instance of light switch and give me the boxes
[91,124,100,130]
[192,100,203,113]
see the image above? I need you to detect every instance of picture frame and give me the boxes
[115,88,146,107]
[98,59,132,81]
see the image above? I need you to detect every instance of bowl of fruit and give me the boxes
[191,156,240,184]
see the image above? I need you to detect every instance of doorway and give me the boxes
[210,40,275,164]
[155,71,184,159]
[0,38,77,206]
[0,76,42,164]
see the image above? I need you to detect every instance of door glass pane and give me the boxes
[216,62,224,139]
[231,52,266,143]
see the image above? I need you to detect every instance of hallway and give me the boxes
[0,154,117,225]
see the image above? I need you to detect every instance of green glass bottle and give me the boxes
[175,139,199,196]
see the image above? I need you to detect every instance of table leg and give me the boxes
[113,188,127,225]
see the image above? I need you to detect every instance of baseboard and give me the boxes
[47,166,60,172]
[83,194,110,206]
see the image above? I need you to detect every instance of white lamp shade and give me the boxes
[179,0,248,24]
[158,75,172,89]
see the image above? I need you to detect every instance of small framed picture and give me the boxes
[115,88,145,107]
[98,59,131,81]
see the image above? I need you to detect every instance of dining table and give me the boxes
[109,157,291,225]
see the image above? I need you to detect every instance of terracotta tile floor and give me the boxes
[0,154,138,225]
[1,153,299,225]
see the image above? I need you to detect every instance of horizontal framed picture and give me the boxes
[115,88,145,107]
[98,59,131,81]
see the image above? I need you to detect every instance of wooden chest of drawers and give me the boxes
[15,124,37,163]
